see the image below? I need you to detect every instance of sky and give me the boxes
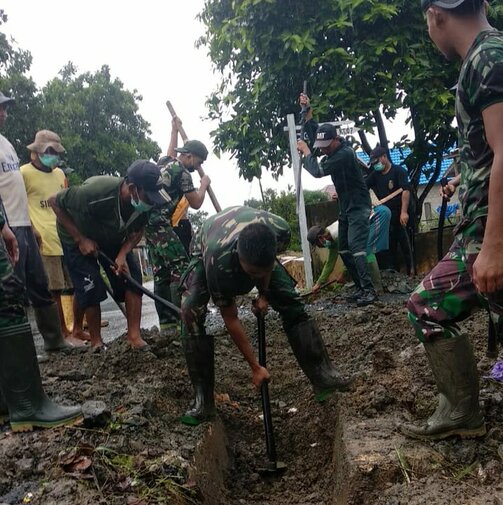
[2,0,412,214]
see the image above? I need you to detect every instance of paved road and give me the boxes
[30,280,160,347]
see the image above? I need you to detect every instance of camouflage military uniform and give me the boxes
[0,208,26,329]
[408,30,503,341]
[181,206,307,336]
[146,160,195,328]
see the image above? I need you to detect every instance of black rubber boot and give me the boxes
[400,334,486,440]
[356,289,378,307]
[181,334,216,426]
[0,322,82,432]
[286,319,351,401]
[34,304,75,352]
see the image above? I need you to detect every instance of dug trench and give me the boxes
[1,276,503,504]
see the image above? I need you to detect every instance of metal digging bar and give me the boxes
[256,312,287,474]
[98,251,181,318]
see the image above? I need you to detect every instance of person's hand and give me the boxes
[440,182,457,200]
[297,139,311,156]
[252,365,270,389]
[2,225,19,264]
[200,174,211,189]
[400,211,409,226]
[113,253,129,276]
[33,228,43,249]
[78,237,98,257]
[312,282,321,294]
[299,93,310,108]
[473,246,503,293]
[252,295,269,316]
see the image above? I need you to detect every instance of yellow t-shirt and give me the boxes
[20,163,67,256]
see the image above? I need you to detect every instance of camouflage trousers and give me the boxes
[408,219,503,342]
[180,259,308,337]
[0,235,27,329]
[146,226,189,327]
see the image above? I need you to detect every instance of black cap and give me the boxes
[0,92,15,107]
[313,124,338,148]
[126,160,170,206]
[174,139,209,161]
[369,145,387,164]
[421,0,472,11]
[307,225,324,246]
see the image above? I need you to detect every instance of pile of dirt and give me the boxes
[2,278,503,504]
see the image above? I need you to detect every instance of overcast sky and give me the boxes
[2,0,412,214]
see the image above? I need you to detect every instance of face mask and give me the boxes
[322,240,332,248]
[39,154,60,169]
[373,162,385,172]
[130,195,153,213]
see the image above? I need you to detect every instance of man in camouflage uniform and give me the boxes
[146,133,211,339]
[179,206,350,425]
[401,0,503,440]
[0,202,81,431]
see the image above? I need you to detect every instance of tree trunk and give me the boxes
[358,129,372,155]
[373,109,389,155]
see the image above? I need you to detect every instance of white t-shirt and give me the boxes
[0,134,30,227]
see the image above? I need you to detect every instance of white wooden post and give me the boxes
[286,113,313,289]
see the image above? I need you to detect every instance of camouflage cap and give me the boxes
[175,140,209,161]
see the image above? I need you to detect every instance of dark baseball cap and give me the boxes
[126,160,170,206]
[421,0,473,11]
[369,146,387,164]
[313,124,338,148]
[0,92,15,107]
[307,225,324,245]
[174,139,209,161]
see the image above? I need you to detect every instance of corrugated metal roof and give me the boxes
[357,148,453,185]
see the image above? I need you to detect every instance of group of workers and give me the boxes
[0,0,501,454]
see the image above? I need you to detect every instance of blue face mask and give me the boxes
[373,162,384,172]
[322,240,332,248]
[39,154,60,169]
[130,195,153,213]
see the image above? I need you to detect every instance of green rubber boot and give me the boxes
[367,254,384,293]
[286,319,352,401]
[400,334,486,441]
[34,304,75,352]
[181,334,216,426]
[0,322,82,432]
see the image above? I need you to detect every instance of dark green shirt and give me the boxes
[303,121,370,216]
[56,176,147,249]
[456,29,503,235]
[192,206,291,308]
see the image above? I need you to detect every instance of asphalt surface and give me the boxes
[30,280,160,348]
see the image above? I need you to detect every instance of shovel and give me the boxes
[256,312,287,474]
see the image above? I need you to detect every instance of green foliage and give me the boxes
[198,0,503,217]
[245,188,329,250]
[0,12,160,179]
[188,209,209,233]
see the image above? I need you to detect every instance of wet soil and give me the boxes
[1,272,503,504]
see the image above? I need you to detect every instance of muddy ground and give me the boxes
[1,272,503,505]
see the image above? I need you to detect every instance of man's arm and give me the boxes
[473,101,503,293]
[114,229,144,275]
[185,176,211,209]
[220,303,270,388]
[400,190,410,226]
[1,222,19,264]
[317,247,338,287]
[48,194,98,256]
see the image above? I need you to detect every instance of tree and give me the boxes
[38,64,161,178]
[0,9,42,155]
[198,0,503,222]
[245,188,329,251]
[188,209,209,233]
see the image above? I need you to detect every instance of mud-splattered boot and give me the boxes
[34,304,81,352]
[0,322,82,432]
[400,334,486,441]
[181,334,216,426]
[286,319,352,401]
